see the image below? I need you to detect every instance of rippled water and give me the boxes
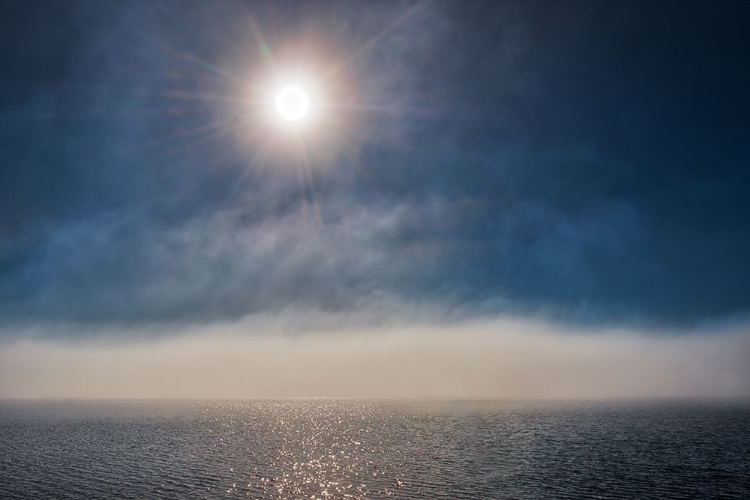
[1,400,749,499]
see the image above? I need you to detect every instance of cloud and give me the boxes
[1,0,749,329]
[0,196,654,327]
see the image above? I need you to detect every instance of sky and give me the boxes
[1,0,749,398]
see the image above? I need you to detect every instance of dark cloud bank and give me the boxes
[1,0,750,332]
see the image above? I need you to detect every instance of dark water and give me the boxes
[1,400,749,499]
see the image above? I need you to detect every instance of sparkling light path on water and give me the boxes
[1,400,749,499]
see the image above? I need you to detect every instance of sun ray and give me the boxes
[323,2,428,83]
[121,118,239,154]
[154,40,250,86]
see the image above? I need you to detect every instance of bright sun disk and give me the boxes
[275,85,309,122]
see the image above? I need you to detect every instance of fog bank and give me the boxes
[2,317,748,399]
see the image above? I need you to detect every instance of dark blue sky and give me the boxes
[1,0,749,329]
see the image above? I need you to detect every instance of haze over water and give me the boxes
[2,399,749,499]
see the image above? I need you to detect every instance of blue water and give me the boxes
[1,400,749,499]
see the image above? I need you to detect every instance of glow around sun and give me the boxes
[275,85,310,122]
[240,61,350,161]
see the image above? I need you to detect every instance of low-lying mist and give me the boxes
[2,315,748,399]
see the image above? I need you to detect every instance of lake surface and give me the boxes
[1,400,749,499]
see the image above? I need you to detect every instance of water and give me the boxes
[1,400,749,499]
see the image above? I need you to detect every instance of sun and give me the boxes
[237,60,349,163]
[275,85,310,122]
